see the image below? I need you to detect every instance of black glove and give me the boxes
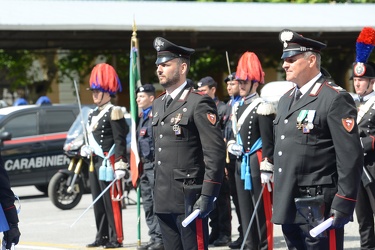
[330,208,351,229]
[3,224,20,249]
[193,195,215,218]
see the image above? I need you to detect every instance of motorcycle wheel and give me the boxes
[48,172,84,210]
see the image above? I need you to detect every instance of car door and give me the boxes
[0,109,47,187]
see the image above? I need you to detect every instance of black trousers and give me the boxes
[156,213,209,250]
[140,163,163,243]
[282,223,344,250]
[355,180,375,249]
[208,172,231,239]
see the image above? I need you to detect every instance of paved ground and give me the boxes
[11,186,360,250]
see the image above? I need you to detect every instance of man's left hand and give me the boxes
[114,169,130,180]
[330,208,351,228]
[3,224,20,249]
[260,172,273,192]
[193,195,215,218]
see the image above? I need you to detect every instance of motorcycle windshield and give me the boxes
[63,106,91,151]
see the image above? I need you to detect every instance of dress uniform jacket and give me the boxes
[272,76,363,225]
[88,105,128,161]
[355,92,375,248]
[152,85,225,214]
[357,92,375,181]
[0,155,18,225]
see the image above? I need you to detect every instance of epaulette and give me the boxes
[309,82,323,96]
[325,81,344,93]
[192,89,204,96]
[157,91,166,99]
[257,101,276,115]
[111,106,124,120]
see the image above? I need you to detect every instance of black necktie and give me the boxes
[165,95,173,110]
[293,89,302,105]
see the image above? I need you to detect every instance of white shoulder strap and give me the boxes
[357,96,375,124]
[232,98,262,136]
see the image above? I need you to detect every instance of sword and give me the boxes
[240,184,265,250]
[70,178,117,228]
[225,51,232,76]
[67,80,89,193]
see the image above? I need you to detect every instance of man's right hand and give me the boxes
[228,143,242,156]
[3,224,20,249]
[80,145,93,158]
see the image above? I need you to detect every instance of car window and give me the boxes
[4,113,38,138]
[44,110,76,133]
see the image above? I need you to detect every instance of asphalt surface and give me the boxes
[10,186,360,250]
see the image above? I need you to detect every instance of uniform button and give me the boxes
[248,136,250,139]
[251,116,253,119]
[158,161,161,165]
[161,121,164,126]
[100,140,103,143]
[187,174,190,177]
[284,119,288,124]
[158,148,162,152]
[281,135,285,140]
[278,168,282,172]
[101,135,104,137]
[103,120,106,122]
[367,130,370,133]
[159,134,163,138]
[250,121,252,124]
[102,130,104,133]
[278,151,282,156]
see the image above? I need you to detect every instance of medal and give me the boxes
[296,110,308,130]
[303,124,310,134]
[307,110,316,130]
[173,124,181,135]
[172,113,183,135]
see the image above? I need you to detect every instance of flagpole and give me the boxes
[129,19,142,248]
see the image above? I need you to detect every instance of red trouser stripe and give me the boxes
[256,150,273,250]
[195,218,205,250]
[329,229,336,249]
[109,154,124,243]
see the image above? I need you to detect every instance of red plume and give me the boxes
[89,63,122,94]
[235,52,265,84]
[357,27,375,45]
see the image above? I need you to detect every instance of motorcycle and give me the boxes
[48,106,91,210]
[48,106,135,210]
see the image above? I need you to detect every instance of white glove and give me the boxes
[260,172,273,192]
[115,169,130,180]
[80,145,93,158]
[228,143,243,156]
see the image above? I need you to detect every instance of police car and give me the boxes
[0,104,81,193]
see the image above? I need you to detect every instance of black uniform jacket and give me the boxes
[137,110,154,165]
[357,95,375,182]
[152,85,225,214]
[272,76,363,224]
[88,105,129,163]
[0,155,18,224]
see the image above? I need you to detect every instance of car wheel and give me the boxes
[35,184,48,194]
[48,172,83,210]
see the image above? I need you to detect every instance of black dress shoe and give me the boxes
[137,241,154,250]
[208,232,219,244]
[228,236,243,249]
[86,238,108,248]
[213,235,231,246]
[148,242,164,250]
[103,242,123,248]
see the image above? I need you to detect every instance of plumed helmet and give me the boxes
[352,27,375,79]
[89,63,122,95]
[235,52,265,84]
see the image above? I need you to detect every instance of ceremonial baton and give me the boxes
[70,178,117,228]
[309,217,334,237]
[240,184,266,250]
